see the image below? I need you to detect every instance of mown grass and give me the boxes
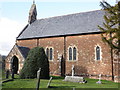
[1,75,119,89]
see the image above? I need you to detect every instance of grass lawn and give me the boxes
[1,75,119,89]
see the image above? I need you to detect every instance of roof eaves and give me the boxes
[17,24,29,39]
[17,31,102,40]
[16,45,30,59]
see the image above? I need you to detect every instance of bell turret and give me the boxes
[28,0,37,24]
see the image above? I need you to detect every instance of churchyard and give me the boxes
[1,74,119,89]
[1,47,120,89]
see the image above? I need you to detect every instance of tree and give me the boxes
[98,1,120,52]
[98,1,120,81]
[0,54,2,62]
[20,47,49,79]
[0,54,6,70]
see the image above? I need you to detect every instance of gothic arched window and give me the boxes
[69,47,72,60]
[73,47,77,60]
[50,48,53,60]
[96,46,101,60]
[46,48,49,58]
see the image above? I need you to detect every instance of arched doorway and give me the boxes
[11,56,19,74]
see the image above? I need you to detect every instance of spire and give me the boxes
[28,1,37,24]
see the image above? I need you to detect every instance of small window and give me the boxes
[69,47,72,60]
[46,48,49,58]
[50,48,53,60]
[73,47,76,60]
[96,46,101,60]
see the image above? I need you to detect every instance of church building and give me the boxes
[5,2,119,82]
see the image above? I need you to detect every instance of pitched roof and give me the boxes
[17,45,30,58]
[17,10,105,40]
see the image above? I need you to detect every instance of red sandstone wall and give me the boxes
[16,34,118,81]
[5,45,25,73]
[17,37,65,75]
[16,39,37,49]
[65,34,112,80]
[38,37,64,75]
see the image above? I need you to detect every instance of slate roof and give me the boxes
[17,10,105,40]
[17,45,30,59]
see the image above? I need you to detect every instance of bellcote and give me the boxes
[28,1,37,24]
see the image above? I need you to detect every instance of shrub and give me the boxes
[19,47,49,79]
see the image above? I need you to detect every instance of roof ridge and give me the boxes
[37,9,102,20]
[17,9,105,40]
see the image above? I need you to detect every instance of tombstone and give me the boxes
[96,74,102,84]
[64,76,85,83]
[36,68,41,90]
[73,88,75,90]
[63,65,87,83]
[6,70,9,79]
[72,65,74,77]
[11,68,14,79]
[47,77,53,88]
[37,69,41,79]
[11,66,15,79]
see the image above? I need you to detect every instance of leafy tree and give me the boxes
[20,47,49,79]
[98,1,120,52]
[98,1,120,81]
[0,54,2,62]
[0,54,6,70]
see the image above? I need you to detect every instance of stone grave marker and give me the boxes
[36,68,41,90]
[6,70,9,79]
[47,77,53,88]
[37,69,41,79]
[96,74,102,84]
[63,65,87,83]
[72,65,74,77]
[64,76,85,83]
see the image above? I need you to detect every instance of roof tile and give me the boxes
[17,10,105,39]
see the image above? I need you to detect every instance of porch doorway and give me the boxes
[11,56,19,74]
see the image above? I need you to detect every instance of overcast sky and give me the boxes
[0,0,116,55]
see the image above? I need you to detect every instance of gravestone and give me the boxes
[47,77,53,88]
[72,65,74,77]
[11,68,15,79]
[96,74,102,84]
[63,65,87,83]
[63,76,85,83]
[6,70,9,79]
[37,69,41,79]
[36,68,41,90]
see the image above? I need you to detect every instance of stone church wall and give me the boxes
[16,33,119,82]
[17,37,65,75]
[113,51,120,82]
[38,37,65,75]
[5,45,25,73]
[65,34,113,81]
[16,39,38,49]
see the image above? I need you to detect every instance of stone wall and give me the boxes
[65,34,114,81]
[15,33,119,82]
[5,45,25,73]
[113,51,120,82]
[16,39,38,49]
[17,37,65,75]
[39,37,65,75]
